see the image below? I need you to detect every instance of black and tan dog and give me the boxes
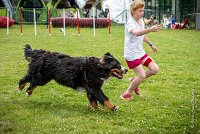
[18,44,127,111]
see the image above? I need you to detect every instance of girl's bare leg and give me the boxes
[126,65,146,94]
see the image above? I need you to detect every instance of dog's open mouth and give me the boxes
[110,69,124,79]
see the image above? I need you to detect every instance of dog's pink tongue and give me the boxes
[113,72,123,79]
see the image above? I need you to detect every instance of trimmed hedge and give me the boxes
[51,17,108,28]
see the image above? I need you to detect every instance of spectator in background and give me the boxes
[148,15,158,26]
[144,15,158,28]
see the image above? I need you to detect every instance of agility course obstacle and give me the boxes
[14,0,47,23]
[1,0,113,36]
[51,17,108,28]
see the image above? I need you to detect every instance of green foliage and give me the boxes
[0,25,200,133]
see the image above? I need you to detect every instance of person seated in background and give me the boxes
[162,14,171,29]
[148,15,158,26]
[171,18,190,29]
[144,15,158,27]
[165,18,171,29]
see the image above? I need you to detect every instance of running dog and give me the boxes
[18,44,127,111]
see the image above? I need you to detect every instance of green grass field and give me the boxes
[0,25,200,134]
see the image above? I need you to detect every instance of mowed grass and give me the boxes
[0,24,200,134]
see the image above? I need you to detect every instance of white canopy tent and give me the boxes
[75,0,87,9]
[75,0,132,24]
[1,0,13,18]
[102,0,132,24]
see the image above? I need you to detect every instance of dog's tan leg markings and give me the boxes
[26,86,37,96]
[104,101,115,110]
[18,83,27,93]
[90,101,98,109]
[18,83,27,90]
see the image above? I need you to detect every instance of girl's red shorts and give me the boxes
[126,53,153,69]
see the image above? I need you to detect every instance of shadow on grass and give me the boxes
[14,94,121,116]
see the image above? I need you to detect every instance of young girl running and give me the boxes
[121,0,162,100]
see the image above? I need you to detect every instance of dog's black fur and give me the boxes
[18,44,127,111]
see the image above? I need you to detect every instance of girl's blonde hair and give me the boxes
[130,0,145,13]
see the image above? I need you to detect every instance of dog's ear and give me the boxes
[103,53,115,63]
[99,54,110,64]
[104,53,113,57]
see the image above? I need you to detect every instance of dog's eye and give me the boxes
[111,64,121,69]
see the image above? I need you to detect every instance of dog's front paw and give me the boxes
[111,106,119,111]
[26,92,31,97]
[17,88,22,94]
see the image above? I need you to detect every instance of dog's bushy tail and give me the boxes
[24,44,33,62]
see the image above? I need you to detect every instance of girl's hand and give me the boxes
[151,45,158,52]
[149,24,162,32]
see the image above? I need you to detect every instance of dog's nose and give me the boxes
[122,67,128,74]
[124,68,128,74]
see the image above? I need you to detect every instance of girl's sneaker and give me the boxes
[129,78,140,95]
[134,88,140,95]
[120,92,132,101]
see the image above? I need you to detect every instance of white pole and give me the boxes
[76,9,80,36]
[93,7,95,37]
[33,8,37,35]
[63,8,65,36]
[7,9,9,35]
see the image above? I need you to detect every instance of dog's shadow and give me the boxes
[16,94,119,118]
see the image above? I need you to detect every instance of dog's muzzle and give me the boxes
[122,67,128,74]
[110,67,128,79]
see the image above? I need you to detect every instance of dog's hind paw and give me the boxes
[26,92,30,97]
[111,106,119,111]
[17,88,22,94]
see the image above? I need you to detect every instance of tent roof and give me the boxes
[52,0,78,9]
[84,0,101,9]
[0,0,5,7]
[18,0,46,8]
